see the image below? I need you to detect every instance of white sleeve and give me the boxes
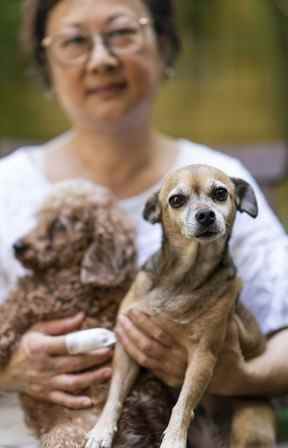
[0,201,25,305]
[0,148,50,304]
[0,236,13,303]
[230,161,288,335]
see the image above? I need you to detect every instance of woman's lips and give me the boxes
[86,81,127,96]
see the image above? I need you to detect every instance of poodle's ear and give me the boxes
[80,220,136,287]
[231,177,258,218]
[143,191,161,224]
[81,242,122,286]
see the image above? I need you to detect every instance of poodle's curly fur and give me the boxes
[0,181,173,448]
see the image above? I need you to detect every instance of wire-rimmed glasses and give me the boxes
[42,17,150,66]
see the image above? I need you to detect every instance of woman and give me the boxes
[0,0,287,446]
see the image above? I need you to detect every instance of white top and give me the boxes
[0,138,287,446]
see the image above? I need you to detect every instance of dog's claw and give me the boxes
[85,428,114,448]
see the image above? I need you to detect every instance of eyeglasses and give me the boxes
[42,17,150,66]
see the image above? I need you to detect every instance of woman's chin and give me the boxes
[80,102,139,129]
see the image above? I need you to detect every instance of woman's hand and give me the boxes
[115,309,187,387]
[115,310,247,394]
[0,313,112,409]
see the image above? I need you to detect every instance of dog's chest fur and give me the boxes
[137,239,236,328]
[13,266,133,332]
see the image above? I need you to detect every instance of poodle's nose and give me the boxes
[13,240,29,256]
[195,209,216,227]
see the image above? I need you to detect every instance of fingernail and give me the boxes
[129,309,139,319]
[104,367,112,379]
[120,314,130,325]
[83,398,93,407]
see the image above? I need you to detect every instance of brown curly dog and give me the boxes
[0,181,174,448]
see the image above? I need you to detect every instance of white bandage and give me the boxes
[65,328,116,354]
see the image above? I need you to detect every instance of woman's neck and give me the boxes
[44,124,178,199]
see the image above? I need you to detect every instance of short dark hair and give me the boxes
[22,0,181,87]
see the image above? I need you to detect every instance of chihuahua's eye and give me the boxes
[169,194,187,209]
[213,187,228,202]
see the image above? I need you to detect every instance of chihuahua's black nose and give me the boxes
[13,240,29,256]
[195,209,216,227]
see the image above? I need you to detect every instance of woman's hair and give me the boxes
[22,0,181,87]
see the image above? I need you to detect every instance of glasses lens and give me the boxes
[53,33,91,63]
[106,22,143,54]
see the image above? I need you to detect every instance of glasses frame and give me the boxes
[42,16,150,66]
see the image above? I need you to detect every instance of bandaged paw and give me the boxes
[65,328,116,354]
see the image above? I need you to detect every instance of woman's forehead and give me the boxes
[47,0,148,32]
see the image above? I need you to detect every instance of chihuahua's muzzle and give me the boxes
[184,206,224,241]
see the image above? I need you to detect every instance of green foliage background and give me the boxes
[1,0,288,142]
[0,0,287,226]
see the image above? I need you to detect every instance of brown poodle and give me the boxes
[0,181,173,448]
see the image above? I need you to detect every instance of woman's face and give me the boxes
[45,0,165,129]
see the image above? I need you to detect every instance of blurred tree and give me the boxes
[269,0,288,139]
[0,1,23,83]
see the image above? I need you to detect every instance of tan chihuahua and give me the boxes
[86,164,275,448]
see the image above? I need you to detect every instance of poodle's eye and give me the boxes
[50,218,67,235]
[212,187,228,202]
[168,194,188,209]
[70,215,80,224]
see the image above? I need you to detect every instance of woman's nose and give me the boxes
[86,38,119,72]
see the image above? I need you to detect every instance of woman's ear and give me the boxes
[143,191,161,224]
[231,177,258,218]
[157,35,175,81]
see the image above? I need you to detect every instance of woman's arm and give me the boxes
[232,328,288,397]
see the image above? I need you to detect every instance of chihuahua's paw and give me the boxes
[160,430,187,448]
[85,426,114,448]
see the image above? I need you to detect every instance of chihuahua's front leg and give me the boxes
[160,347,217,448]
[86,343,139,448]
[86,271,153,448]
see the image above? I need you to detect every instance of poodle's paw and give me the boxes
[85,425,115,448]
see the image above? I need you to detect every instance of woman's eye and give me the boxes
[169,194,187,209]
[107,27,138,48]
[213,187,228,202]
[109,27,137,38]
[61,34,89,48]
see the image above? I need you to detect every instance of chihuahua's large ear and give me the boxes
[231,177,258,218]
[143,191,161,224]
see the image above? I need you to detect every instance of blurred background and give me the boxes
[0,0,287,228]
